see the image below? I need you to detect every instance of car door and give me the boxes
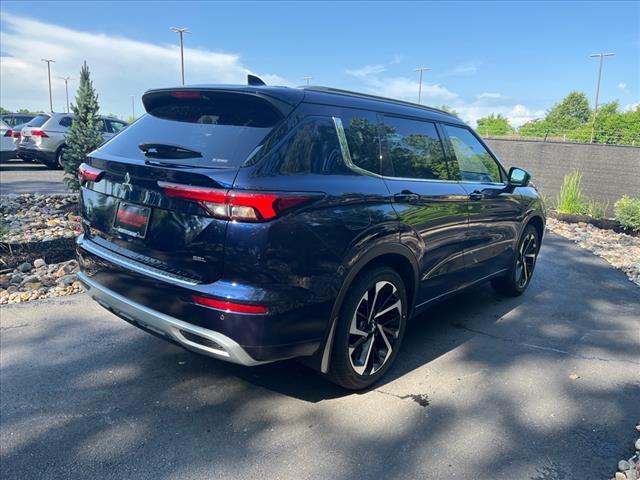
[381,115,469,305]
[441,124,522,283]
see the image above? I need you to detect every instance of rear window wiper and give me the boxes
[138,143,202,159]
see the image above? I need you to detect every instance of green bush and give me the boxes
[614,196,640,231]
[586,199,609,220]
[556,171,587,215]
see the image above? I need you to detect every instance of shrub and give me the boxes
[586,199,609,220]
[614,196,640,232]
[556,171,587,215]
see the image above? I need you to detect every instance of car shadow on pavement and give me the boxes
[1,234,639,479]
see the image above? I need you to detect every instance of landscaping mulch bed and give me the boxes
[549,210,640,238]
[1,194,81,303]
[546,217,640,286]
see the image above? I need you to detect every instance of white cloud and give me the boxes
[455,98,544,128]
[624,102,639,111]
[346,64,458,102]
[444,62,481,76]
[345,64,387,79]
[618,82,627,90]
[477,92,505,100]
[0,13,291,117]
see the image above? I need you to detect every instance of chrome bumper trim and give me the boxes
[77,235,198,287]
[78,272,265,366]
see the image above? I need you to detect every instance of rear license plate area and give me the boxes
[113,202,151,239]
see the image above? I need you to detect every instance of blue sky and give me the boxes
[1,1,638,126]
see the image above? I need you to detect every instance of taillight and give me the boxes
[170,91,202,99]
[3,129,12,137]
[158,181,320,222]
[192,295,268,315]
[30,129,48,137]
[78,163,104,184]
[12,130,21,138]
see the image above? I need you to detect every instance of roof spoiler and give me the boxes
[247,74,266,86]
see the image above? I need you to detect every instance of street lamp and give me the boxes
[41,59,55,112]
[170,27,191,85]
[58,76,71,113]
[589,52,615,143]
[415,67,430,104]
[303,76,313,85]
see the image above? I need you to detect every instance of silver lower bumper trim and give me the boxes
[78,272,265,366]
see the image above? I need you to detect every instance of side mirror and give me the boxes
[508,167,530,187]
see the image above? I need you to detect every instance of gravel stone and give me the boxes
[546,218,640,287]
[17,262,32,273]
[0,259,81,305]
[620,460,632,471]
[0,193,80,244]
[33,258,46,268]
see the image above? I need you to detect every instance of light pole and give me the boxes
[415,67,430,104]
[170,27,191,85]
[42,59,55,112]
[58,76,71,113]
[303,76,313,85]
[589,52,615,143]
[131,95,135,120]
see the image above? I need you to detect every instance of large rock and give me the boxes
[33,258,46,268]
[17,262,32,273]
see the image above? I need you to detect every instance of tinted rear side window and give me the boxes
[59,117,72,128]
[341,110,381,175]
[383,116,450,180]
[255,117,347,176]
[28,115,50,127]
[98,92,284,168]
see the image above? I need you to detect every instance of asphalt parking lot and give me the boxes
[0,161,67,195]
[1,233,639,480]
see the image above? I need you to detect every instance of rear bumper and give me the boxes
[17,146,56,163]
[0,149,18,161]
[76,234,327,364]
[78,271,264,366]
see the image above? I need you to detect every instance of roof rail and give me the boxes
[301,86,453,116]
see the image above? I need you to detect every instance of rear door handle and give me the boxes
[394,191,420,203]
[469,191,484,201]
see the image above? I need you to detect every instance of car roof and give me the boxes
[143,84,465,125]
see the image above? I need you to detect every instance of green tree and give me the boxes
[545,91,591,130]
[476,113,514,136]
[437,105,459,117]
[0,107,10,114]
[62,61,103,191]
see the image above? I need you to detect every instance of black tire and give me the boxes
[491,224,539,296]
[327,266,408,390]
[55,147,66,169]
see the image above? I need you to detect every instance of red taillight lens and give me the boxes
[192,295,268,314]
[30,129,48,137]
[12,130,21,138]
[3,129,12,137]
[78,163,104,184]
[158,181,319,222]
[170,91,202,99]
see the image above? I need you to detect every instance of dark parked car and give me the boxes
[77,81,545,389]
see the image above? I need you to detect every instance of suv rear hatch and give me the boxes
[80,87,302,283]
[19,114,51,147]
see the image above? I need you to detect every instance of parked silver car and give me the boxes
[1,119,18,162]
[18,113,128,169]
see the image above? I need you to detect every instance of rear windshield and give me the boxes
[27,115,50,128]
[98,92,284,168]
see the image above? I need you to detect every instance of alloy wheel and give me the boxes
[515,232,537,288]
[348,280,403,376]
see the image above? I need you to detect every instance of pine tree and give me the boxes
[63,61,103,191]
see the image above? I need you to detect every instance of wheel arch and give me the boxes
[318,243,419,374]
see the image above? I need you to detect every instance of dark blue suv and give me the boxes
[77,82,545,389]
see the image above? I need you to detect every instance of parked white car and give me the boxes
[18,113,128,169]
[1,119,19,162]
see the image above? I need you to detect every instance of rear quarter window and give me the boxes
[27,115,51,128]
